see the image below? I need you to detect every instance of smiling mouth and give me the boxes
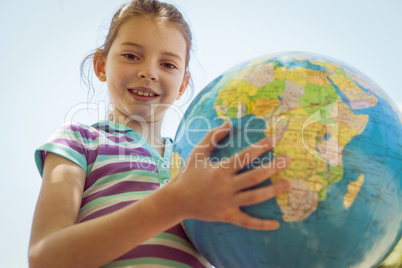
[128,88,158,97]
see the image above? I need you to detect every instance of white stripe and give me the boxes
[90,157,156,172]
[83,174,159,198]
[49,132,143,151]
[77,193,148,222]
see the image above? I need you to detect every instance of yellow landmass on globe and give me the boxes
[214,80,259,118]
[309,60,339,72]
[169,152,182,180]
[274,66,331,90]
[330,73,378,110]
[344,174,364,208]
[237,79,259,97]
[274,66,308,87]
[250,98,280,116]
[306,69,331,86]
[306,174,324,192]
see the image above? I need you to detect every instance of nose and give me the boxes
[137,62,158,81]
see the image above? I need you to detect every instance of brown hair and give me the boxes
[81,0,193,95]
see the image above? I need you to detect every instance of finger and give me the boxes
[225,210,280,230]
[235,179,292,207]
[191,121,232,155]
[233,155,291,191]
[227,136,277,172]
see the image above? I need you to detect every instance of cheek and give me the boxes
[170,74,186,91]
[112,68,130,83]
[106,59,131,82]
[107,69,131,92]
[106,74,127,104]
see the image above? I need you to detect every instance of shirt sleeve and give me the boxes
[34,122,89,177]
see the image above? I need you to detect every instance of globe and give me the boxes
[170,52,402,267]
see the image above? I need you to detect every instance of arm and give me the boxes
[29,152,186,268]
[29,123,291,267]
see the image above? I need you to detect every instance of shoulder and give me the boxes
[51,122,101,140]
[35,121,108,176]
[44,121,120,147]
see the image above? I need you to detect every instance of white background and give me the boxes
[1,0,401,266]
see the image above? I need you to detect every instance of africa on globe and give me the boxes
[170,52,402,267]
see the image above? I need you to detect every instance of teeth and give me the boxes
[130,89,155,97]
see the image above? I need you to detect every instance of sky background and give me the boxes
[1,0,401,267]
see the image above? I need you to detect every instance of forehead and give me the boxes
[113,17,187,60]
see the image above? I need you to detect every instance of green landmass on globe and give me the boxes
[171,52,402,267]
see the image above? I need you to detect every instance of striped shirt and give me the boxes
[35,120,210,268]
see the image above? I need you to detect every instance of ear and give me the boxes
[176,72,190,100]
[93,49,107,82]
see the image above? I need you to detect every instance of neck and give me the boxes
[124,118,164,147]
[109,106,166,155]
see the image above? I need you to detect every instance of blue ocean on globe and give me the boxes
[171,52,402,267]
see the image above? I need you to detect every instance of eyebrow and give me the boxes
[120,42,184,62]
[120,42,143,49]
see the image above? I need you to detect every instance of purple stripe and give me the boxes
[62,123,100,140]
[87,150,97,166]
[81,181,159,207]
[85,162,157,189]
[114,244,206,267]
[58,124,151,166]
[96,123,128,134]
[106,135,126,143]
[62,123,126,142]
[165,225,192,243]
[62,123,136,145]
[95,144,151,156]
[79,200,135,222]
[51,138,86,156]
[86,144,151,166]
[40,151,46,165]
[100,134,135,144]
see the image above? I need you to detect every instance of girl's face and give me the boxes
[100,17,189,123]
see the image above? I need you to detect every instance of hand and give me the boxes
[171,121,291,230]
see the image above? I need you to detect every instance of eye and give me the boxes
[162,62,177,69]
[122,53,139,60]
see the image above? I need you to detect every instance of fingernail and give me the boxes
[222,121,231,128]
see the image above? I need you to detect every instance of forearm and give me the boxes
[29,184,183,268]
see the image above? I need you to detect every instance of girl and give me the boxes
[29,0,291,267]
